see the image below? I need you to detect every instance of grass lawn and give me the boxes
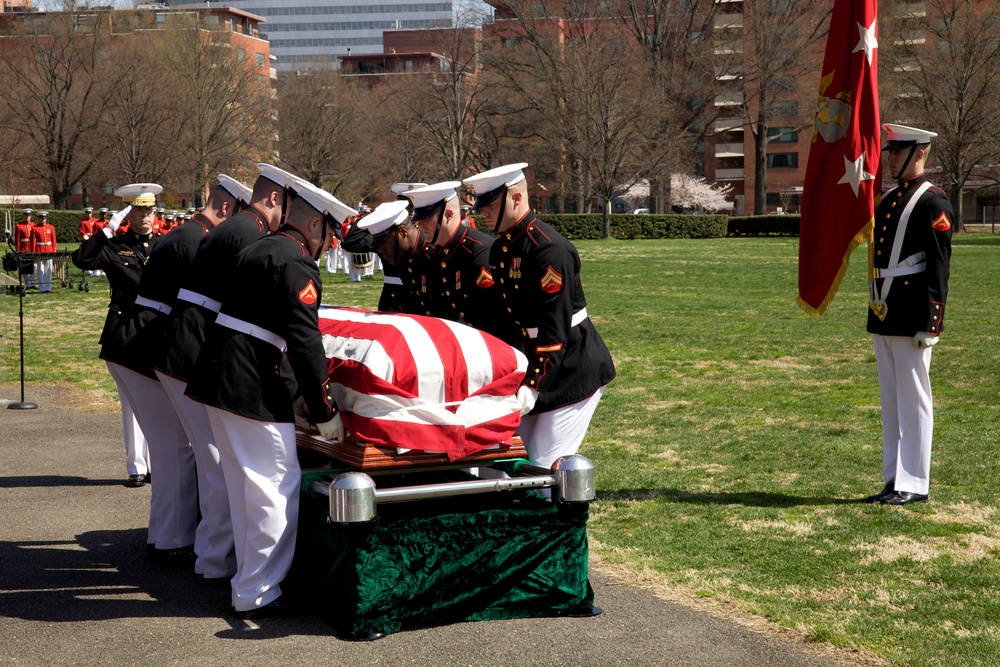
[2,235,998,666]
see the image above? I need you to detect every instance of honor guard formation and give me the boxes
[65,160,615,620]
[17,115,952,626]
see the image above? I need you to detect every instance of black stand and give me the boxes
[4,236,38,410]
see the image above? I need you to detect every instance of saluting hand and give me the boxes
[106,206,132,234]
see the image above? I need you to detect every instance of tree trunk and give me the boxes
[949,183,964,234]
[603,195,612,239]
[753,114,768,215]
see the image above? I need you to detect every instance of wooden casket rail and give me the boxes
[296,429,526,470]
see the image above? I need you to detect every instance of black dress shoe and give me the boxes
[864,480,894,503]
[880,491,928,506]
[199,575,231,587]
[233,597,295,620]
[125,474,146,488]
[146,544,196,564]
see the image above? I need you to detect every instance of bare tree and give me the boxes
[381,23,493,181]
[158,13,272,205]
[94,35,184,185]
[616,0,720,213]
[0,9,110,208]
[729,0,827,214]
[275,64,374,200]
[881,0,1000,231]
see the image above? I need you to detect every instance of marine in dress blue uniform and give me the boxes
[464,164,616,467]
[865,124,953,506]
[402,181,514,341]
[185,177,355,618]
[72,193,158,487]
[152,165,295,581]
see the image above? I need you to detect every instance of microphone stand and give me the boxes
[5,234,38,410]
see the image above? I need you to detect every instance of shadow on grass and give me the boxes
[0,475,127,488]
[600,488,862,507]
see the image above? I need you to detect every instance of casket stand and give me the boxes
[284,431,598,639]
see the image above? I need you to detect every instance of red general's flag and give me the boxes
[798,0,880,315]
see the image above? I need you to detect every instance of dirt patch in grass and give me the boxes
[590,546,890,667]
[731,518,815,536]
[923,502,996,526]
[854,531,1000,565]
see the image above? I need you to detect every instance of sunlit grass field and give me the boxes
[2,235,998,666]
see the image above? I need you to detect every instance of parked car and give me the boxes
[631,208,649,215]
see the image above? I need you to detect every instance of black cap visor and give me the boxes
[882,139,924,151]
[411,200,447,222]
[472,185,504,212]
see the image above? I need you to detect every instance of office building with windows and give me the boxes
[159,0,453,72]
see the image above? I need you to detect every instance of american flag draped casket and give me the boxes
[317,306,528,461]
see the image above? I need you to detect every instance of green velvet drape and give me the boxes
[286,474,594,637]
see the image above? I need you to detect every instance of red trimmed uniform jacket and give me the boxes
[867,174,953,337]
[186,226,335,425]
[489,212,616,413]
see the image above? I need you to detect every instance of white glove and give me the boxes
[914,332,939,348]
[316,412,346,441]
[516,385,539,416]
[106,205,131,234]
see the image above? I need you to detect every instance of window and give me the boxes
[768,100,798,117]
[766,153,798,168]
[767,127,798,143]
[236,48,246,62]
[359,62,375,73]
[256,53,266,67]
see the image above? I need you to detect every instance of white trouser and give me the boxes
[36,259,53,292]
[518,386,607,468]
[338,247,350,273]
[348,261,362,282]
[157,372,236,579]
[325,247,338,274]
[873,335,934,495]
[206,406,300,612]
[105,361,149,477]
[110,363,198,549]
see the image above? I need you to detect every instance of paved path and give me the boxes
[1,385,849,667]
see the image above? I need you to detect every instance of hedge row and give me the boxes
[727,214,800,237]
[530,214,730,240]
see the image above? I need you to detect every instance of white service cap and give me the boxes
[357,200,411,236]
[113,183,163,207]
[390,182,429,195]
[256,163,299,190]
[462,163,528,211]
[402,181,462,220]
[882,123,937,150]
[217,174,253,204]
[292,178,358,224]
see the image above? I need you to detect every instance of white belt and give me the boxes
[526,307,588,339]
[135,295,172,315]
[383,275,403,286]
[873,252,926,279]
[215,313,287,351]
[37,242,53,246]
[176,288,222,313]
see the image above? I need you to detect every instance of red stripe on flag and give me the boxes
[418,317,468,407]
[798,0,880,315]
